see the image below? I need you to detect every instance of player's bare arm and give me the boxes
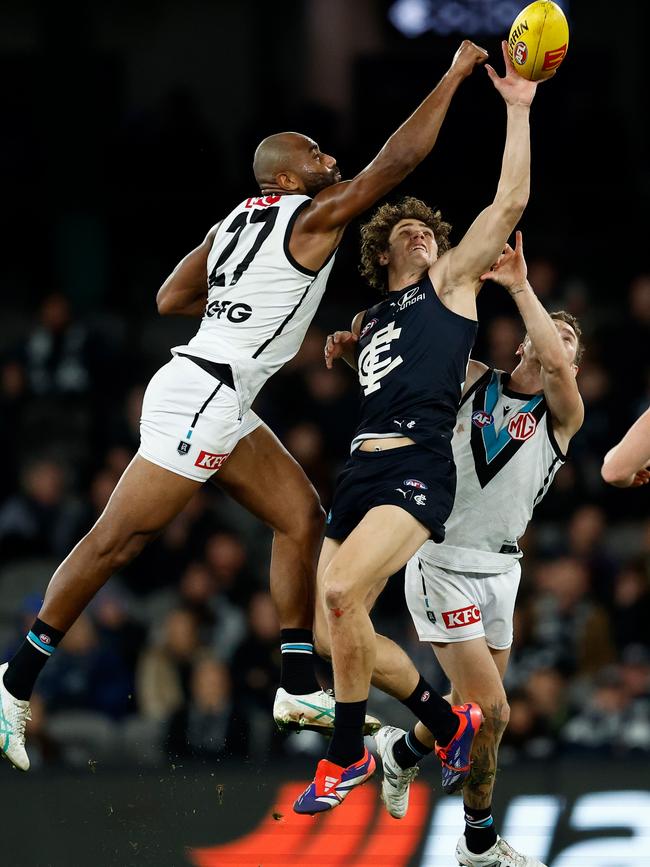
[601,406,650,488]
[288,41,488,271]
[484,230,584,446]
[431,42,537,318]
[156,224,220,317]
[324,310,364,370]
[461,359,490,396]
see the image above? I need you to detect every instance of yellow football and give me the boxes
[508,1,569,81]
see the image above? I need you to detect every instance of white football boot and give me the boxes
[273,687,381,735]
[375,725,420,818]
[0,663,31,771]
[456,835,548,867]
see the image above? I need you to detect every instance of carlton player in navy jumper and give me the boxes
[0,42,489,772]
[295,43,538,816]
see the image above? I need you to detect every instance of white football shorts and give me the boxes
[404,555,521,650]
[139,355,262,482]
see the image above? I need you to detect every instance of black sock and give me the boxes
[400,675,458,747]
[464,803,498,854]
[392,726,433,769]
[313,652,334,693]
[326,700,366,767]
[3,618,65,701]
[279,629,319,694]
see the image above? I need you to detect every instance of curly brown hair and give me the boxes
[359,196,452,293]
[549,310,585,365]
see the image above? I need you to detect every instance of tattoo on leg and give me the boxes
[464,701,508,810]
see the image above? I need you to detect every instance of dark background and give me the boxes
[0,2,649,863]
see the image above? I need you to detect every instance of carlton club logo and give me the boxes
[507,411,538,442]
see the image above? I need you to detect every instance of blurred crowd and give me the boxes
[0,255,649,771]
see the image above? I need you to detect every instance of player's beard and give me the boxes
[303,166,342,196]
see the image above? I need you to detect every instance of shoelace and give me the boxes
[498,840,527,866]
[15,706,31,740]
[392,764,419,790]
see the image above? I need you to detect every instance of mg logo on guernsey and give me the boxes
[442,605,481,629]
[358,321,403,395]
[194,451,229,470]
[507,411,538,441]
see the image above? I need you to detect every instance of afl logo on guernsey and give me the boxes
[404,479,428,490]
[472,410,493,429]
[360,317,378,339]
[507,411,538,441]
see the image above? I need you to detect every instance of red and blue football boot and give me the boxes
[293,748,376,814]
[435,702,483,794]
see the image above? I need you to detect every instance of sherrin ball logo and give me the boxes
[508,0,569,82]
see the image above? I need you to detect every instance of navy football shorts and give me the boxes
[325,443,456,543]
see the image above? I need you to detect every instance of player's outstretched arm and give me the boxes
[156,224,220,317]
[483,231,583,439]
[324,311,364,370]
[601,407,650,488]
[442,42,536,291]
[301,41,487,235]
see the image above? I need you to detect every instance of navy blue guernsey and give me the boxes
[352,275,478,452]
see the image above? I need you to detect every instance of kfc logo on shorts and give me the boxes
[472,410,493,429]
[194,451,229,470]
[442,605,481,629]
[507,411,537,441]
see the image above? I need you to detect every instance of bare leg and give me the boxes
[215,422,325,630]
[314,545,419,700]
[40,455,201,630]
[414,639,511,808]
[321,505,430,703]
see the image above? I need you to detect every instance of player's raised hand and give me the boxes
[324,330,358,369]
[450,40,489,78]
[480,229,528,294]
[486,41,538,106]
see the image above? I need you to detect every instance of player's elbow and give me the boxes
[601,460,631,487]
[156,287,175,316]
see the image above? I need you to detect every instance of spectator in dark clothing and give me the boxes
[167,655,246,761]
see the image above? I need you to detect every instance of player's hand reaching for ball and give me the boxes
[481,230,528,295]
[324,330,358,369]
[450,40,489,78]
[486,41,538,106]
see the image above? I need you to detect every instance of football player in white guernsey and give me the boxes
[0,43,489,772]
[326,233,583,867]
[295,44,540,818]
[602,406,650,487]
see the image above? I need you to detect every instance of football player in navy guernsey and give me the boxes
[0,41,489,772]
[326,232,584,867]
[294,42,538,817]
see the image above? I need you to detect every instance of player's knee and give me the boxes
[289,490,326,543]
[89,523,154,570]
[322,567,360,614]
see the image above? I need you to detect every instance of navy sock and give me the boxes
[3,618,64,700]
[326,700,366,767]
[392,727,433,769]
[464,803,498,854]
[313,651,334,693]
[279,629,319,694]
[400,675,458,746]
